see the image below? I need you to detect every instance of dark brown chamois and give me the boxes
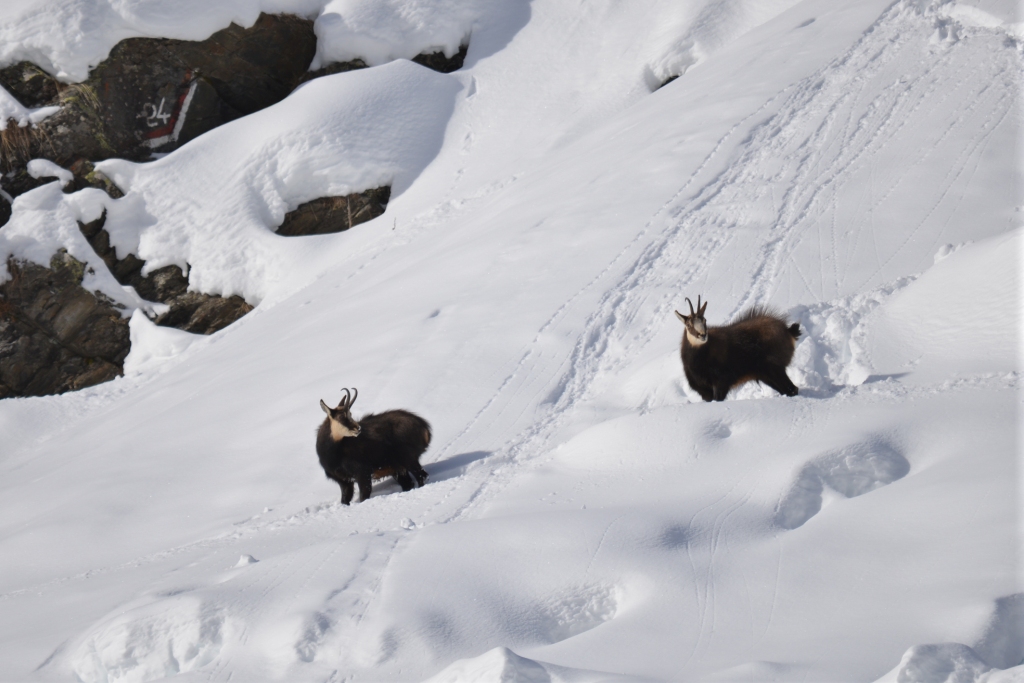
[316,388,431,504]
[675,296,801,402]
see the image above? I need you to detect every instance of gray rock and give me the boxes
[0,252,129,398]
[276,186,391,236]
[0,61,60,108]
[78,212,252,335]
[411,44,468,74]
[0,20,467,223]
[0,13,317,215]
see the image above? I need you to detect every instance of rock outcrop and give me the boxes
[0,16,467,218]
[0,16,467,398]
[276,186,391,236]
[411,44,469,74]
[0,252,130,398]
[78,213,252,335]
[0,13,317,183]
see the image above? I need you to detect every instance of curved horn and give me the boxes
[349,387,358,407]
[685,297,695,316]
[340,388,351,407]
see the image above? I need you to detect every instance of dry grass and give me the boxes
[57,81,100,111]
[0,119,33,172]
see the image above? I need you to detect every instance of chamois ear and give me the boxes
[675,310,688,323]
[320,399,331,415]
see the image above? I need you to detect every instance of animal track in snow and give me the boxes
[703,420,732,439]
[524,584,618,645]
[295,611,332,663]
[774,438,909,529]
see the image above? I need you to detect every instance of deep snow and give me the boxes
[0,0,1020,681]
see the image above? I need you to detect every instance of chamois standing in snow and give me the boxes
[316,388,431,505]
[674,296,801,402]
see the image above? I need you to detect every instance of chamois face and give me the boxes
[320,397,361,439]
[675,296,710,346]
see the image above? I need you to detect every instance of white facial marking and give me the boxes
[329,417,358,440]
[686,329,707,346]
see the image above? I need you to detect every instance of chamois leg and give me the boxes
[412,467,428,488]
[393,470,415,491]
[340,480,355,506]
[763,367,799,397]
[356,474,373,502]
[712,383,730,402]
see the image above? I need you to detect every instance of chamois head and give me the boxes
[675,296,709,346]
[320,388,361,439]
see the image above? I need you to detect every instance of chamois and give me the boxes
[675,296,801,402]
[316,388,431,505]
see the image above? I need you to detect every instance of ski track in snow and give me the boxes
[420,0,1017,523]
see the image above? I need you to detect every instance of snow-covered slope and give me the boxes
[0,0,1020,681]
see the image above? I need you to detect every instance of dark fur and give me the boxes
[316,389,431,505]
[676,299,801,402]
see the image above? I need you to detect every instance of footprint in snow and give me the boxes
[774,438,909,529]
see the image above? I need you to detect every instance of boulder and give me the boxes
[411,44,468,74]
[0,21,467,223]
[78,213,252,335]
[0,13,317,213]
[0,62,60,108]
[276,186,391,236]
[79,13,317,158]
[0,251,129,398]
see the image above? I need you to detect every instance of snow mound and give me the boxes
[866,229,1021,381]
[26,158,72,186]
[787,277,914,391]
[872,643,1003,683]
[644,0,802,87]
[234,554,259,567]
[312,0,494,69]
[122,311,200,376]
[72,596,232,683]
[424,647,551,683]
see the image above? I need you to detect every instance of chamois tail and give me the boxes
[788,323,801,340]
